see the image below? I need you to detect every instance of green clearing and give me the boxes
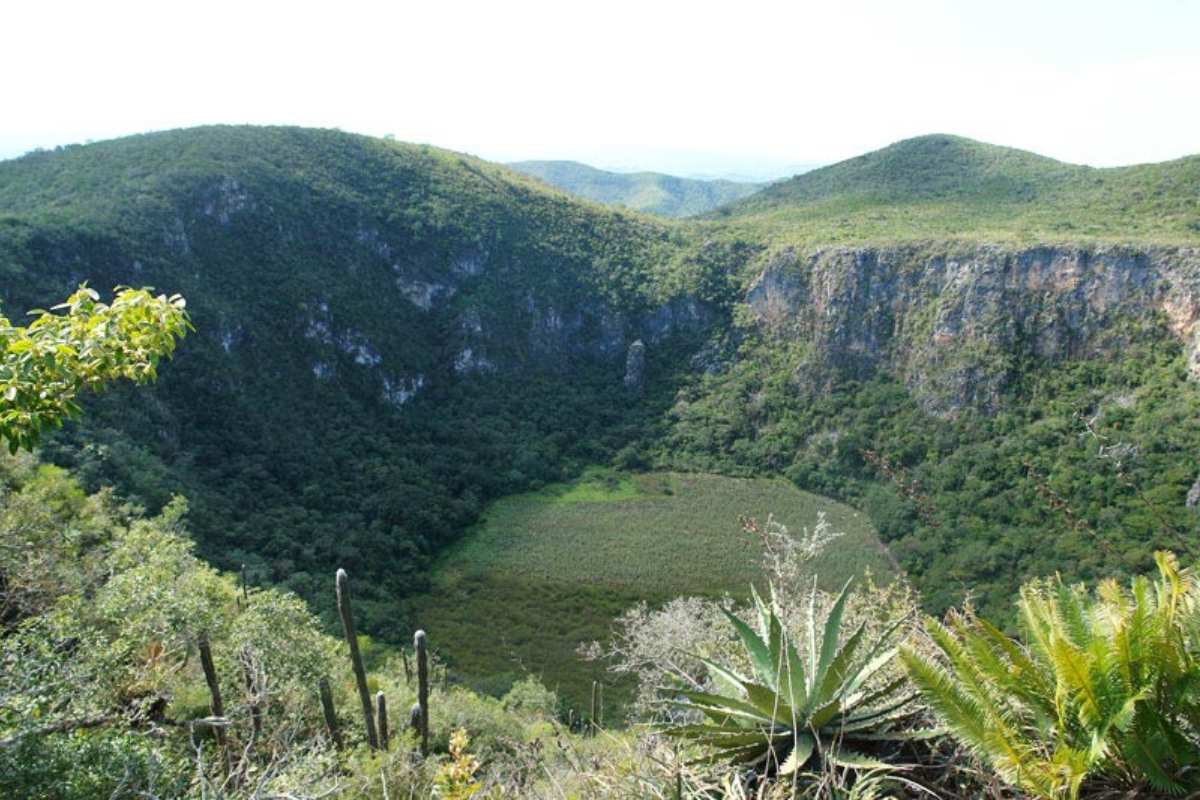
[408,470,894,716]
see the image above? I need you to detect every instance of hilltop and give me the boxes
[713,133,1200,245]
[507,159,764,217]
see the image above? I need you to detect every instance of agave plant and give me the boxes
[664,579,921,777]
[901,551,1200,799]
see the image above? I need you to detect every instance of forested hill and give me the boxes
[2,125,1200,635]
[0,126,738,635]
[507,159,764,217]
[712,133,1200,244]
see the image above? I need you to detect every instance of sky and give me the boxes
[3,0,1198,177]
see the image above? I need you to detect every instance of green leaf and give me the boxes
[779,733,815,775]
[722,606,776,690]
[826,749,896,770]
[782,634,809,713]
[813,578,854,696]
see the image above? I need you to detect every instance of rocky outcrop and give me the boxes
[465,294,713,377]
[746,245,1200,414]
[624,340,646,394]
[200,177,255,225]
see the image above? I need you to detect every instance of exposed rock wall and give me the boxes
[746,245,1200,413]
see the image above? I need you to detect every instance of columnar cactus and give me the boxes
[318,677,342,749]
[336,568,378,749]
[197,632,231,769]
[409,703,422,736]
[590,680,601,735]
[415,629,430,756]
[240,646,262,738]
[376,691,389,749]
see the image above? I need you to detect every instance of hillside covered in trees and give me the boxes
[507,159,766,217]
[3,125,1200,797]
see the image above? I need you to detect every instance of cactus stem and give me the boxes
[319,677,342,749]
[336,568,378,749]
[415,629,430,757]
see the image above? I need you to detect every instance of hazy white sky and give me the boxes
[3,0,1198,175]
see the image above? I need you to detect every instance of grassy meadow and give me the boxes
[408,470,895,717]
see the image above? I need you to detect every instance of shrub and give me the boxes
[902,551,1200,798]
[664,581,921,778]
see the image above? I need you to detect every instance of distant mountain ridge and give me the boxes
[506,159,765,217]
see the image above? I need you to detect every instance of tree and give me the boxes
[0,285,190,452]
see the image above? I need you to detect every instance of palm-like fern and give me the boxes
[664,580,921,777]
[901,551,1200,799]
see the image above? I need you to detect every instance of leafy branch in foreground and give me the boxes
[901,551,1200,799]
[0,285,190,452]
[664,579,922,781]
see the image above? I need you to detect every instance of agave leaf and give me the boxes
[806,579,819,687]
[782,634,809,713]
[840,700,921,734]
[682,703,757,727]
[686,743,772,767]
[815,622,867,703]
[689,653,750,696]
[826,749,896,770]
[839,615,906,696]
[844,674,909,712]
[852,614,907,669]
[759,592,789,695]
[779,732,815,775]
[841,648,899,701]
[667,727,792,748]
[847,727,944,742]
[741,681,796,724]
[664,723,745,737]
[672,692,769,726]
[751,583,772,639]
[768,611,785,683]
[722,607,776,690]
[676,690,768,718]
[809,695,842,729]
[709,667,746,702]
[814,578,854,694]
[841,707,921,734]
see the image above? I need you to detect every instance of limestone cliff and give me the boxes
[745,245,1200,413]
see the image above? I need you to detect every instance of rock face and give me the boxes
[1187,475,1200,510]
[623,340,646,393]
[745,245,1200,414]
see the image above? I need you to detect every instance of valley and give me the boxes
[2,124,1199,732]
[2,126,1200,638]
[408,470,893,711]
[9,3,1200,793]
